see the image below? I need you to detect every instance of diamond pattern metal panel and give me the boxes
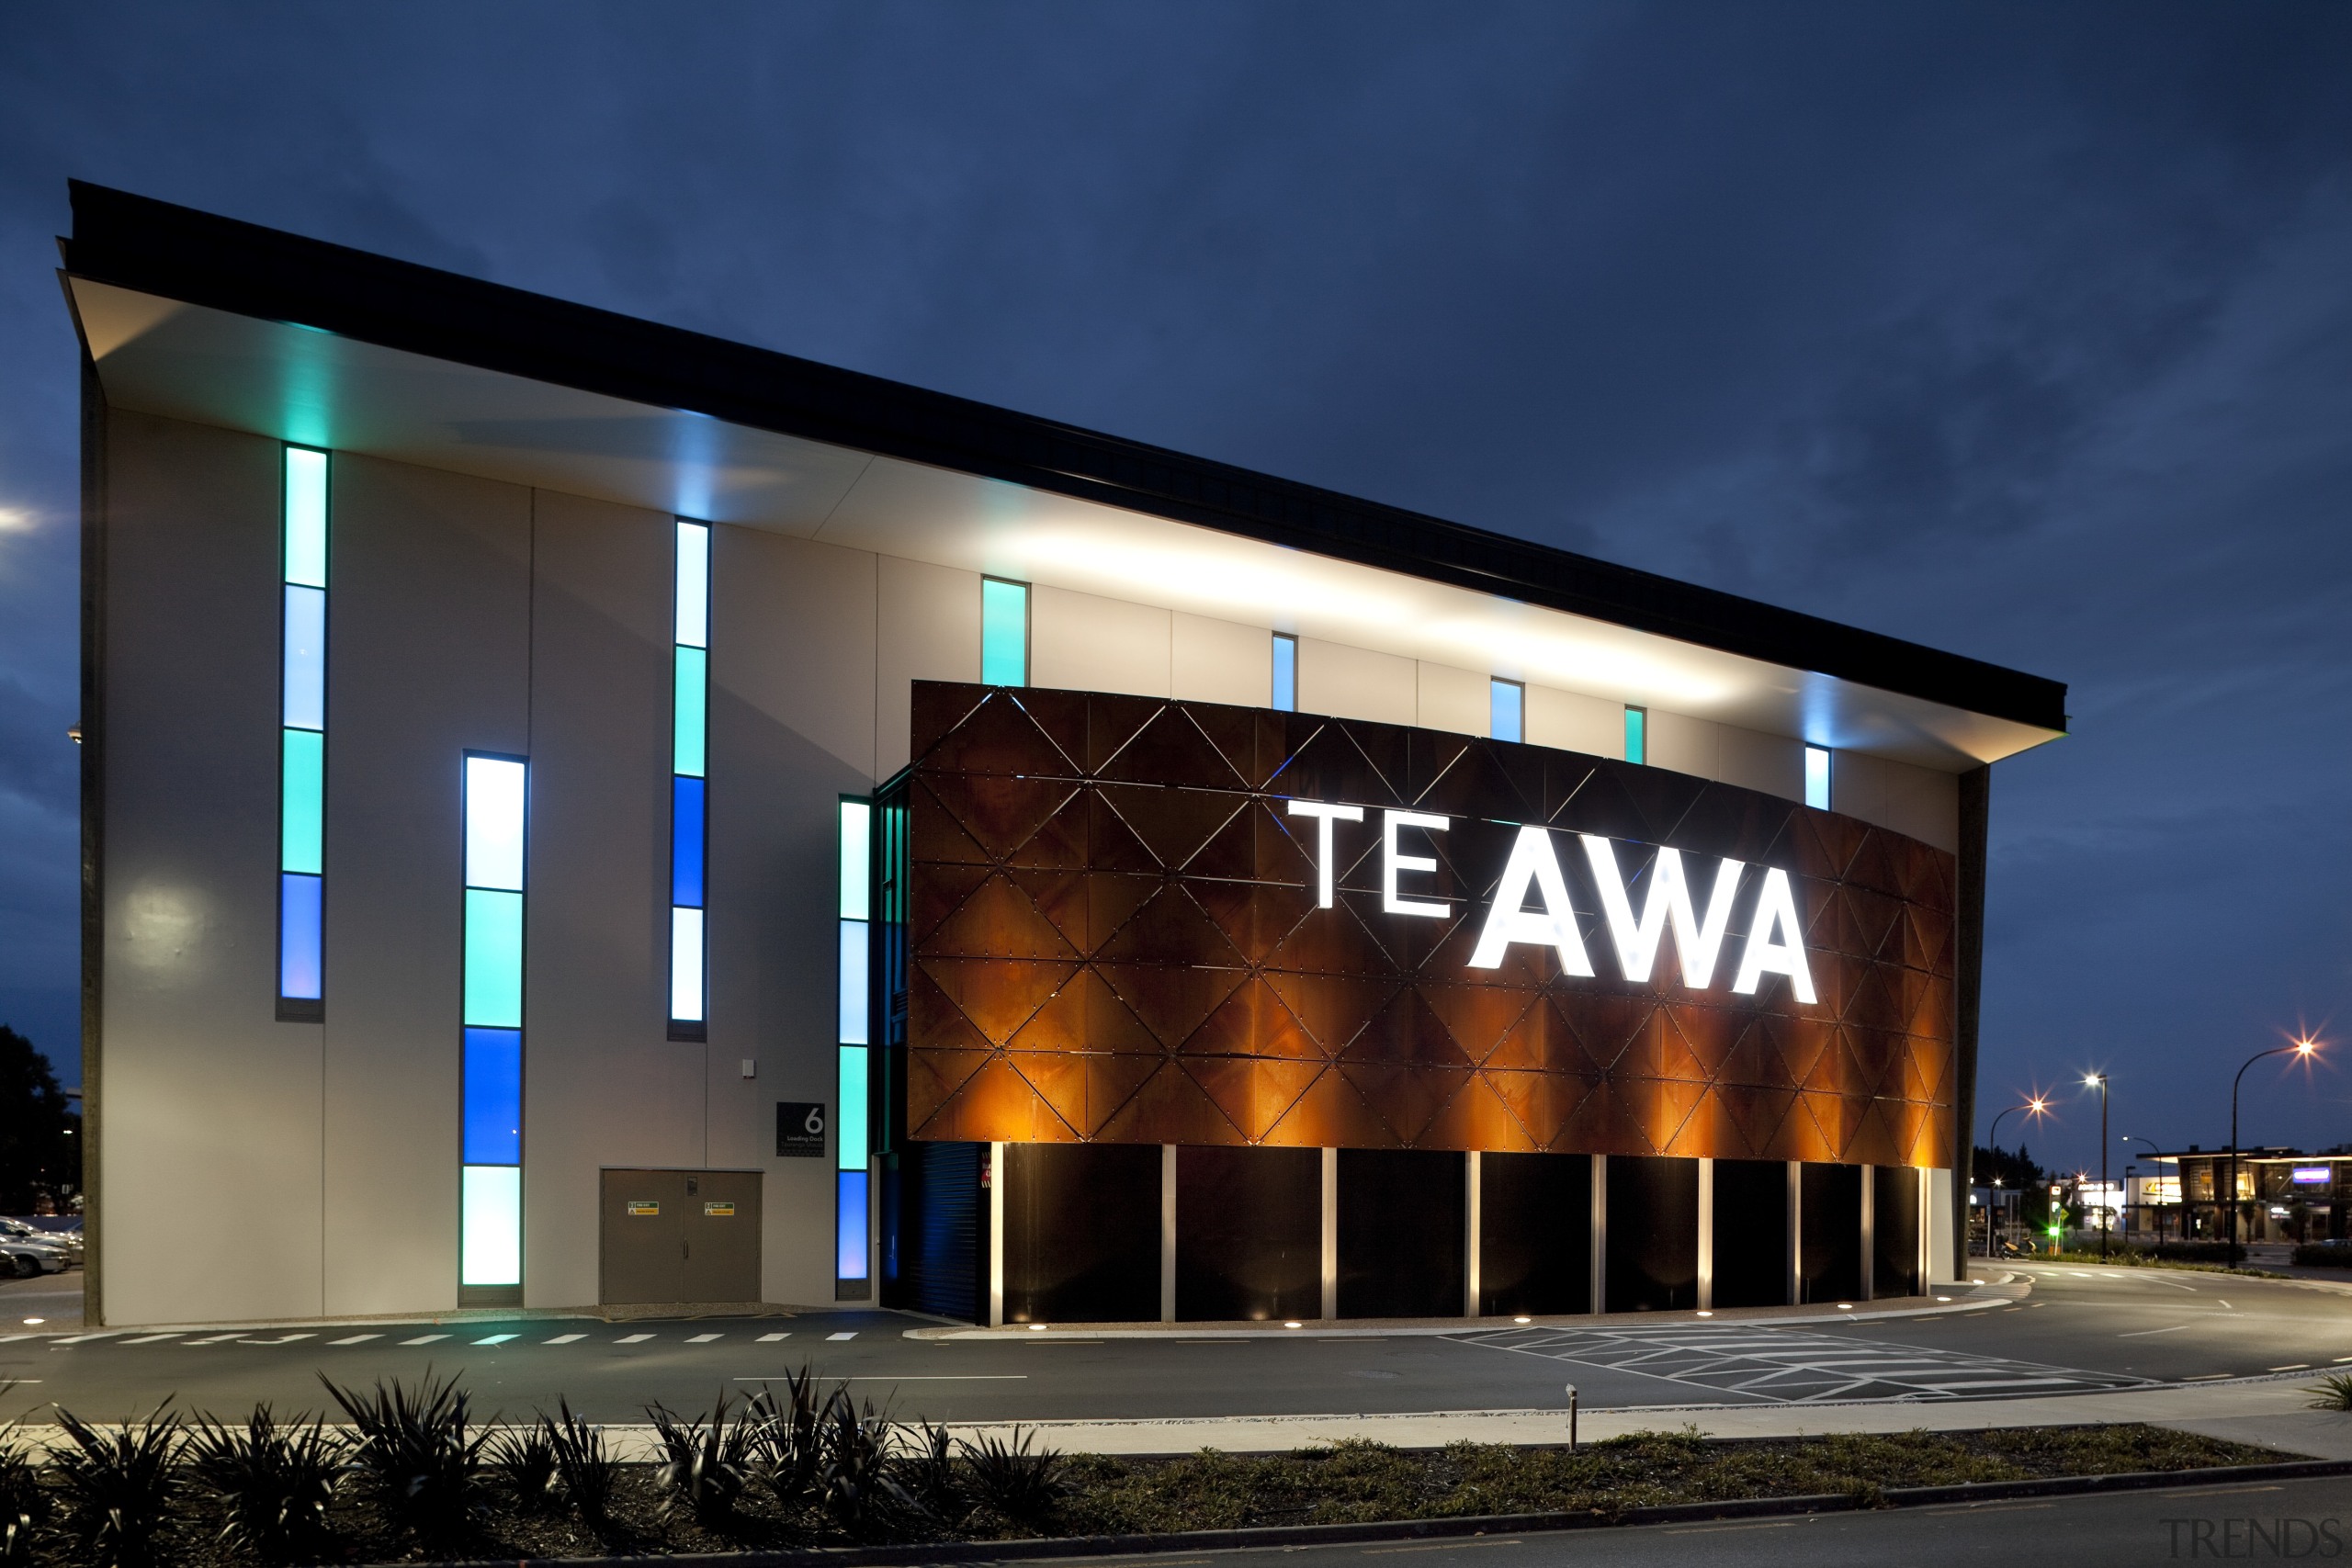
[905,682,1957,1167]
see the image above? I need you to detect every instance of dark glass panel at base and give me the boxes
[1003,1142,1160,1324]
[1801,1162,1863,1303]
[1177,1145,1319,1321]
[1605,1156,1699,1312]
[1712,1158,1791,1308]
[1480,1152,1591,1316]
[882,1141,983,1323]
[1873,1164,1922,1298]
[1340,1148,1464,1318]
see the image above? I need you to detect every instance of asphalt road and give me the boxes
[998,1474,2352,1568]
[5,1263,2349,1428]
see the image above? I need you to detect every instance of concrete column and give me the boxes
[1589,1154,1608,1316]
[1464,1150,1482,1318]
[1159,1145,1177,1324]
[1859,1164,1875,1303]
[1787,1160,1803,1305]
[1695,1156,1713,1311]
[1319,1146,1339,1320]
[987,1141,1005,1327]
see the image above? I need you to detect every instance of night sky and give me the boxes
[3,5,2347,1178]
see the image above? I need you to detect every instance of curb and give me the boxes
[379,1456,2352,1568]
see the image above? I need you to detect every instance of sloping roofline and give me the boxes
[61,179,2064,734]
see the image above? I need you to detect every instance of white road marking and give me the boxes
[400,1335,448,1346]
[473,1334,518,1345]
[328,1335,380,1346]
[685,1333,723,1343]
[0,1336,35,1344]
[46,1332,124,1344]
[545,1334,586,1345]
[2271,1364,2310,1371]
[118,1333,184,1345]
[2119,1324,2190,1337]
[615,1333,654,1343]
[826,1331,857,1340]
[186,1333,243,1344]
[236,1334,315,1345]
[757,1332,790,1342]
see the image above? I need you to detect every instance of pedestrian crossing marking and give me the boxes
[616,1333,654,1343]
[545,1333,586,1344]
[827,1331,857,1341]
[399,1334,448,1346]
[757,1332,791,1342]
[685,1333,722,1342]
[328,1335,380,1345]
[473,1334,518,1345]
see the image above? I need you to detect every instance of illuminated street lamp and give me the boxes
[2084,1074,2109,1261]
[1983,1097,2052,1257]
[2230,1037,2320,1258]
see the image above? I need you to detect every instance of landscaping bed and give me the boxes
[0,1369,2291,1566]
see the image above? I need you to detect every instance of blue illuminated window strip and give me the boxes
[461,755,527,1292]
[1624,705,1647,765]
[1272,633,1296,712]
[836,1170,869,1280]
[672,777,707,907]
[1490,679,1523,743]
[279,447,330,1011]
[980,578,1028,686]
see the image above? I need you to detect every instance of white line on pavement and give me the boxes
[616,1334,653,1343]
[474,1334,518,1345]
[685,1333,722,1343]
[757,1332,790,1342]
[400,1335,448,1346]
[826,1331,857,1340]
[186,1333,243,1344]
[118,1334,183,1345]
[2119,1325,2190,1337]
[545,1334,586,1344]
[328,1335,380,1346]
[236,1334,315,1346]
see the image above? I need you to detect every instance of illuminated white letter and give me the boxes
[1286,799,1363,908]
[1731,866,1817,1004]
[1382,809,1452,917]
[1468,825,1594,976]
[1580,838,1745,987]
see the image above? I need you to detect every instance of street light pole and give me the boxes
[1984,1098,2051,1258]
[2085,1075,2109,1261]
[2230,1039,2319,1262]
[2123,1135,2168,1245]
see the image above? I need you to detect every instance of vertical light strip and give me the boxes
[1804,745,1832,810]
[670,521,710,1036]
[461,753,526,1290]
[1623,705,1647,765]
[1272,632,1297,712]
[980,578,1028,686]
[278,447,328,1013]
[838,797,872,1285]
[1489,679,1523,743]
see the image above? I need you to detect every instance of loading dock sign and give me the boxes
[776,1101,826,1159]
[627,1201,660,1217]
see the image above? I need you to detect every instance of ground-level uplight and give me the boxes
[1514,1315,1532,1324]
[21,1317,42,1325]
[1696,1310,1713,1317]
[1283,1321,1303,1329]
[1027,1323,1046,1331]
[1837,1303,1853,1310]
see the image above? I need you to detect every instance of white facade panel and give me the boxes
[1297,637,1416,726]
[1646,709,1720,781]
[1416,661,1489,737]
[876,555,980,775]
[1880,757,1962,853]
[322,454,531,1317]
[1031,584,1171,699]
[1719,724,1805,804]
[710,528,878,1307]
[1171,613,1272,707]
[97,411,325,1327]
[1525,684,1623,759]
[520,491,698,1310]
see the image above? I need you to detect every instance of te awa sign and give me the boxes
[900,681,1958,1169]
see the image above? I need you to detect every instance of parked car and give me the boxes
[0,1241,64,1278]
[0,1217,77,1267]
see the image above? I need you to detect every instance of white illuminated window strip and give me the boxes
[671,908,706,1022]
[839,801,870,919]
[675,521,709,649]
[838,919,869,1045]
[464,758,527,890]
[460,1166,523,1286]
[1804,746,1832,811]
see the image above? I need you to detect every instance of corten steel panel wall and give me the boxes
[902,682,1958,1167]
[1478,1151,1593,1316]
[710,527,879,1306]
[521,491,697,1309]
[324,455,531,1316]
[98,412,326,1325]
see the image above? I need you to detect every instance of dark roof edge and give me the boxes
[62,180,2066,733]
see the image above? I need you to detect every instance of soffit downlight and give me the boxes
[60,186,2066,770]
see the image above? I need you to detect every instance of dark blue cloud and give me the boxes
[1,1,2347,1168]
